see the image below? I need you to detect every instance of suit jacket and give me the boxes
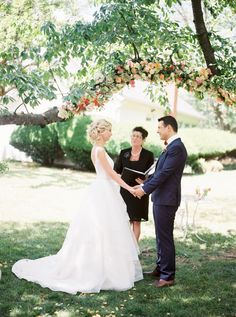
[143,138,187,206]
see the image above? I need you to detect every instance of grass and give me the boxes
[0,222,236,317]
[0,162,236,317]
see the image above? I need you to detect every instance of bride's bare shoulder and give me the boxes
[91,146,106,162]
[92,146,105,154]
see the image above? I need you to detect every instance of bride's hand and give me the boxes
[128,187,136,195]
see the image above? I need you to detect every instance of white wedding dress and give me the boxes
[12,146,143,294]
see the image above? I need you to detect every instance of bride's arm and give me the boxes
[97,148,135,193]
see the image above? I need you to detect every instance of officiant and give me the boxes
[114,127,154,242]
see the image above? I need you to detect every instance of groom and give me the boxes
[134,115,187,288]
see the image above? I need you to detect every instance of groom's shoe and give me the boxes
[154,279,175,288]
[144,267,161,278]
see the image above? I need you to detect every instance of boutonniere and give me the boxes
[124,151,131,159]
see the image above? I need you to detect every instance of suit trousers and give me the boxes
[153,204,178,281]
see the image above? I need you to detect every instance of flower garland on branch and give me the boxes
[58,60,236,119]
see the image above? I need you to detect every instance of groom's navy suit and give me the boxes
[143,137,187,281]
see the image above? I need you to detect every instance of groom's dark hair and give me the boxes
[158,115,178,132]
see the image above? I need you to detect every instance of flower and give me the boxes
[129,80,135,87]
[124,151,131,159]
[199,68,212,78]
[58,107,70,119]
[115,76,122,83]
[58,59,236,119]
[195,187,211,200]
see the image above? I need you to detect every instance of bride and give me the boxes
[12,119,143,294]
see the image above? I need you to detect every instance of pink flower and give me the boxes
[128,60,134,67]
[130,80,135,87]
[116,66,124,74]
[195,77,203,85]
[115,77,122,83]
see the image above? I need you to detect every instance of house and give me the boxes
[92,81,204,126]
[0,80,204,161]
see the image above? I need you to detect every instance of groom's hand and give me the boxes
[133,187,145,199]
[135,177,144,185]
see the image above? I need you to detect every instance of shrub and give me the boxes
[109,124,236,174]
[180,128,236,158]
[56,116,93,170]
[10,119,236,174]
[180,128,236,173]
[10,124,60,166]
[0,161,8,174]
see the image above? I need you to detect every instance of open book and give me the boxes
[121,163,156,184]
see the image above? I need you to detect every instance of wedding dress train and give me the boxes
[12,147,143,294]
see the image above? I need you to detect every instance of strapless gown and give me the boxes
[12,147,143,294]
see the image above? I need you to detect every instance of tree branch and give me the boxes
[0,107,63,126]
[49,68,65,98]
[13,102,24,114]
[191,0,219,75]
[118,9,140,61]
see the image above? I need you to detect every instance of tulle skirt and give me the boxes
[12,177,143,294]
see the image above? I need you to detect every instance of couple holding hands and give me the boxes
[12,115,187,294]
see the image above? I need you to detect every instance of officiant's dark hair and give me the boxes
[158,115,178,132]
[132,126,148,139]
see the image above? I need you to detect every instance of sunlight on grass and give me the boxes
[1,163,236,316]
[55,311,71,317]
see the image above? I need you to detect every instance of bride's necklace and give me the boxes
[131,148,142,157]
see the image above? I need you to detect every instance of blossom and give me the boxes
[144,65,150,73]
[129,80,135,87]
[140,60,148,66]
[155,62,163,70]
[134,74,141,79]
[195,187,211,200]
[128,60,134,67]
[115,65,124,74]
[93,98,100,106]
[58,107,70,119]
[57,59,235,119]
[199,68,212,79]
[115,76,122,83]
[195,76,204,85]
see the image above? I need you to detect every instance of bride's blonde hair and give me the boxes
[87,119,112,143]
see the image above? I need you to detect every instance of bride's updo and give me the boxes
[87,119,112,143]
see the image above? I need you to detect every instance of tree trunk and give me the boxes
[191,0,219,75]
[0,107,63,126]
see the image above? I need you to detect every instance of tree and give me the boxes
[0,0,235,126]
[0,0,80,125]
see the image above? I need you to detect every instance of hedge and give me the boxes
[10,124,59,166]
[55,116,93,170]
[10,118,236,173]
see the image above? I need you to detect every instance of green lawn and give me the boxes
[0,163,236,317]
[0,222,235,317]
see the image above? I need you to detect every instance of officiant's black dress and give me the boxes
[114,148,154,221]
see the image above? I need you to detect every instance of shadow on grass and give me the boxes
[0,222,235,317]
[3,163,95,189]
